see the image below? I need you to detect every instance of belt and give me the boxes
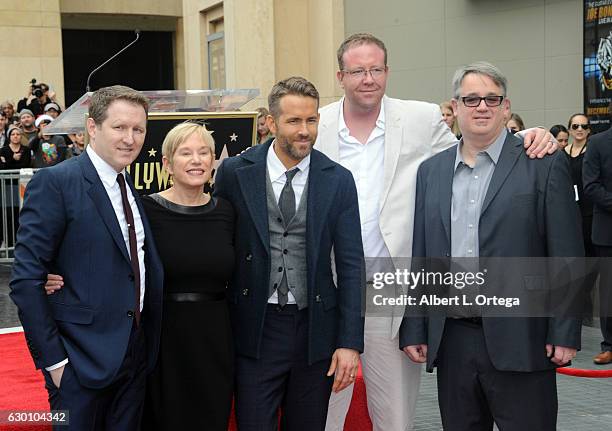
[164,292,226,302]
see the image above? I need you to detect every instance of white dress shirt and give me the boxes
[337,98,391,263]
[266,140,310,305]
[46,146,146,372]
[87,145,146,310]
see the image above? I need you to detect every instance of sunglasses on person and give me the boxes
[570,123,590,130]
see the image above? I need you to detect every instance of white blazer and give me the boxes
[315,95,457,338]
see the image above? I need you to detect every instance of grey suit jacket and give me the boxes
[399,133,584,372]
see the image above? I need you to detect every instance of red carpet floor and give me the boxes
[0,332,372,430]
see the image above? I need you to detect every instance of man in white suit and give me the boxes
[317,33,556,431]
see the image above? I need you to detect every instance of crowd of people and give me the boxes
[1,92,85,169]
[5,32,611,431]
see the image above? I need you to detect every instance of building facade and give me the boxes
[2,0,581,127]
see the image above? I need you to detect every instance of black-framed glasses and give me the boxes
[460,95,504,107]
[570,123,590,130]
[341,67,387,80]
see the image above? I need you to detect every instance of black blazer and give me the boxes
[400,133,584,372]
[583,126,612,246]
[214,141,365,364]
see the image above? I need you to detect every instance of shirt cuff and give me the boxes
[45,358,69,371]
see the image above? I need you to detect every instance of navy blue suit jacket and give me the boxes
[10,152,163,389]
[214,141,365,364]
[399,133,584,372]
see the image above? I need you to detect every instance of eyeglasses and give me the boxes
[341,67,386,80]
[570,123,590,130]
[460,96,504,107]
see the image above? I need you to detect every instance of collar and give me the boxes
[337,96,386,137]
[266,139,311,182]
[86,145,126,188]
[455,128,507,170]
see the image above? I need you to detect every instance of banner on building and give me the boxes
[584,0,612,133]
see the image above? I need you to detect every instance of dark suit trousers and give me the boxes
[234,304,334,431]
[42,323,147,431]
[596,245,612,351]
[436,319,557,431]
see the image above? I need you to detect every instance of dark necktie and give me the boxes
[117,173,141,327]
[277,169,298,306]
[279,169,298,224]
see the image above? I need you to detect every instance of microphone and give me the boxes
[86,30,141,92]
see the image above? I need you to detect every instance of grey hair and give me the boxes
[451,61,508,99]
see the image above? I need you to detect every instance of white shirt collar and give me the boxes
[86,145,125,188]
[338,96,386,137]
[266,139,311,182]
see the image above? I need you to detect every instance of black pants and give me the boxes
[436,319,557,431]
[234,304,334,431]
[42,324,147,431]
[596,245,612,351]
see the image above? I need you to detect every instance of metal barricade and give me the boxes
[0,169,37,263]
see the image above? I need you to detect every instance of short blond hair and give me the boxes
[161,122,216,165]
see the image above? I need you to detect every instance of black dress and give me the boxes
[566,145,594,255]
[566,144,598,320]
[141,194,235,431]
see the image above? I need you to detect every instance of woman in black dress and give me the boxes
[141,122,235,430]
[564,114,597,321]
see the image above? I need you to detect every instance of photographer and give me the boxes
[17,80,54,117]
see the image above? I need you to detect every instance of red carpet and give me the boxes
[0,332,51,430]
[0,331,372,430]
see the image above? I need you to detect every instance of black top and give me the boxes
[0,144,31,169]
[141,194,235,294]
[565,144,593,217]
[140,193,236,431]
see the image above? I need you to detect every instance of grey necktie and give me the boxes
[277,169,298,306]
[279,169,298,225]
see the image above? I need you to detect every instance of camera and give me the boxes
[30,79,44,98]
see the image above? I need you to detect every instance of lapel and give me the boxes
[380,96,402,210]
[480,134,522,217]
[306,149,338,274]
[235,141,271,253]
[78,152,130,263]
[438,147,457,244]
[316,104,340,162]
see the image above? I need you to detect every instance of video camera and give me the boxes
[30,78,45,98]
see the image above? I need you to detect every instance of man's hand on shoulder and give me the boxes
[327,348,360,393]
[521,127,558,158]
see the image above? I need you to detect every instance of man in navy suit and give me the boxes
[214,77,365,431]
[10,85,163,430]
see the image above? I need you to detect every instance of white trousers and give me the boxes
[325,317,422,431]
